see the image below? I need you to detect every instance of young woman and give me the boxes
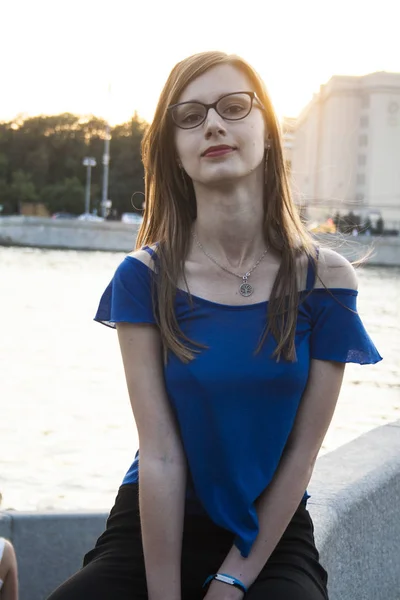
[0,538,18,600]
[47,51,382,600]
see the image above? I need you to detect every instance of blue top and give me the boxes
[94,247,382,557]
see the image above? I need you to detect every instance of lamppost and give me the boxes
[101,122,111,218]
[82,157,97,214]
[101,83,112,218]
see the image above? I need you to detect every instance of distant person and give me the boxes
[106,208,119,221]
[347,210,355,226]
[0,538,18,600]
[47,51,382,600]
[333,211,341,232]
[376,217,384,235]
[362,217,372,236]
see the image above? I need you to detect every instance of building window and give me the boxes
[358,154,367,166]
[359,134,368,146]
[360,116,369,128]
[357,174,366,185]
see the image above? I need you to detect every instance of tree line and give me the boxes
[0,113,147,216]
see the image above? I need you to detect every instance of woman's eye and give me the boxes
[224,104,245,114]
[182,113,203,124]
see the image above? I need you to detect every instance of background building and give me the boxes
[281,116,296,173]
[288,71,400,231]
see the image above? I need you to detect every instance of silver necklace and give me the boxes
[192,230,268,297]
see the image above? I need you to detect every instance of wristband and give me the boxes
[203,572,248,594]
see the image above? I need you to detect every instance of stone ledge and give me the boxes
[0,513,12,539]
[1,218,399,265]
[1,420,399,600]
[308,419,400,600]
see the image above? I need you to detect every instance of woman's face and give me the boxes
[173,64,267,186]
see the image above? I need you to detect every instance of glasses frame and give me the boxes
[168,91,263,130]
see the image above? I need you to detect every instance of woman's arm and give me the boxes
[1,539,19,600]
[204,250,358,600]
[117,322,187,600]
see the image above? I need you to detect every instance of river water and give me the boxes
[0,246,399,512]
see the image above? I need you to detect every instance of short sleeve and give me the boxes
[94,257,157,328]
[309,289,382,364]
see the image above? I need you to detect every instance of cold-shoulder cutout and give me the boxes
[127,246,158,272]
[314,247,358,291]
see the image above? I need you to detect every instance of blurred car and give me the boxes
[121,212,143,225]
[77,213,104,222]
[52,212,77,219]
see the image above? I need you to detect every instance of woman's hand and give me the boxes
[203,580,245,600]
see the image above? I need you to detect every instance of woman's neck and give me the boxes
[192,178,266,270]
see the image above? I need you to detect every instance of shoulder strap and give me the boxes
[142,244,159,262]
[305,246,319,291]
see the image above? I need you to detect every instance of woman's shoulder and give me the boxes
[110,246,157,288]
[94,247,158,327]
[126,245,158,272]
[315,247,358,291]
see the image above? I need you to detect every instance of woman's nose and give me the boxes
[203,108,227,138]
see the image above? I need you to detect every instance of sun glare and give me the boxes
[1,0,399,125]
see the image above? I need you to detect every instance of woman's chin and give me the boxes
[198,167,245,187]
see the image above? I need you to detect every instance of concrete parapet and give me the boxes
[1,421,399,599]
[308,419,400,600]
[1,216,400,266]
[0,513,12,539]
[314,232,400,267]
[0,216,140,253]
[0,511,107,600]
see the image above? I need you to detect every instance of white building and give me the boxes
[281,116,296,172]
[289,71,400,230]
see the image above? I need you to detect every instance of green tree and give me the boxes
[0,179,10,214]
[0,152,8,179]
[8,170,38,212]
[0,112,147,215]
[40,177,85,215]
[109,115,147,216]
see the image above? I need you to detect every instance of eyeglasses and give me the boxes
[168,91,263,130]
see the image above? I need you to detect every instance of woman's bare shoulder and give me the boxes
[315,247,358,290]
[127,245,158,271]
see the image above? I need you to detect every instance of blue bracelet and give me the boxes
[203,572,248,594]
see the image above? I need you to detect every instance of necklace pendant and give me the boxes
[240,281,254,297]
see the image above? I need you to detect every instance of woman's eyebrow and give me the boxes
[178,91,237,104]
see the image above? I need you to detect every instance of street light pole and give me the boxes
[83,157,97,214]
[101,123,111,218]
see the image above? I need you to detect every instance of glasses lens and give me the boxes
[172,102,206,129]
[217,93,252,121]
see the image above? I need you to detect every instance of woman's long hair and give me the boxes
[137,51,318,363]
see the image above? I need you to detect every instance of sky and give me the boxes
[2,0,399,125]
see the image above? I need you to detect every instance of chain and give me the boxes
[192,230,269,281]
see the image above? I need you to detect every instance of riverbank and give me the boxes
[0,215,399,265]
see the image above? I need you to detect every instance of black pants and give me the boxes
[47,483,329,600]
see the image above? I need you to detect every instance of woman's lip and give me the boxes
[202,147,236,158]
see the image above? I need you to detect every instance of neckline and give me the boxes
[124,255,358,310]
